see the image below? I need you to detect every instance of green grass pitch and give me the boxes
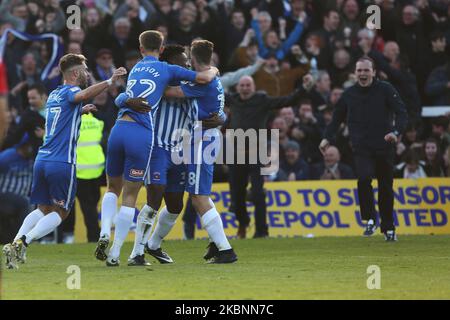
[1,235,450,300]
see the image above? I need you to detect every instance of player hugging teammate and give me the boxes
[95,31,237,266]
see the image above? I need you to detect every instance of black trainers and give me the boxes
[363,223,377,236]
[95,236,109,261]
[145,245,174,264]
[127,254,151,266]
[203,242,219,260]
[384,230,398,242]
[207,249,238,264]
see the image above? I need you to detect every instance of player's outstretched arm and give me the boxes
[194,66,219,84]
[73,67,127,104]
[114,93,151,113]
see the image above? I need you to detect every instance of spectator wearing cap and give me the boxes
[253,53,310,97]
[310,145,354,180]
[280,140,310,181]
[93,49,115,82]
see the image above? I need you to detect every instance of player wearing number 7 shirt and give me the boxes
[95,31,218,266]
[2,54,127,270]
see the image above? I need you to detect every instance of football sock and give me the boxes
[24,212,62,245]
[109,206,135,259]
[100,192,118,238]
[201,207,231,251]
[131,204,158,258]
[14,208,45,241]
[147,207,178,250]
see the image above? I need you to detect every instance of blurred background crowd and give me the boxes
[1,0,450,241]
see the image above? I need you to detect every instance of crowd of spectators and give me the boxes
[1,0,450,197]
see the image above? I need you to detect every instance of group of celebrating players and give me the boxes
[3,30,238,269]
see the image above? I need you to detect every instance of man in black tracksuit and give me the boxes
[226,74,314,238]
[320,57,408,241]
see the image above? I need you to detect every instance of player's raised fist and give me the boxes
[111,67,127,81]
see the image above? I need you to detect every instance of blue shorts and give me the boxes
[145,145,186,193]
[185,129,220,195]
[30,160,77,211]
[106,120,153,182]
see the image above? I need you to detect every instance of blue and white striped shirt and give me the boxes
[154,98,193,151]
[0,148,33,198]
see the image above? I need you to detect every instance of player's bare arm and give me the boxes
[124,97,151,113]
[73,67,127,103]
[194,66,219,84]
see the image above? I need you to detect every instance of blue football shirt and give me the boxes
[118,55,197,129]
[36,84,83,164]
[181,77,224,123]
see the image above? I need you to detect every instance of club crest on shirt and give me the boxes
[130,169,144,178]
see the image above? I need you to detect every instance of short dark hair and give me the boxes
[27,83,47,96]
[58,53,87,73]
[356,56,376,70]
[160,44,186,63]
[191,40,214,65]
[139,30,164,52]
